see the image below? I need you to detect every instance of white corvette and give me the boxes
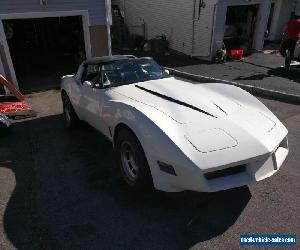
[61,55,288,192]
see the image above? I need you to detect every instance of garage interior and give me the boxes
[223,5,259,55]
[3,16,86,92]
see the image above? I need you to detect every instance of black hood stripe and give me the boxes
[135,85,216,118]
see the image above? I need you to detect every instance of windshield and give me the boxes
[101,58,170,87]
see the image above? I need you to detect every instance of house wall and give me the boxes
[90,25,109,56]
[268,0,284,41]
[296,1,300,15]
[213,1,228,53]
[269,0,300,40]
[219,0,262,6]
[192,0,218,58]
[122,0,195,55]
[0,0,106,26]
[119,0,299,60]
[121,0,272,59]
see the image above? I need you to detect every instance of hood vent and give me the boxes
[135,85,216,118]
[213,103,228,115]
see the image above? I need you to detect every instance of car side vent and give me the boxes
[135,85,216,118]
[204,164,246,180]
[157,161,177,176]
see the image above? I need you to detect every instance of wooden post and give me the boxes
[0,74,24,101]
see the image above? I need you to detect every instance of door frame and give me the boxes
[0,10,92,89]
[216,0,270,53]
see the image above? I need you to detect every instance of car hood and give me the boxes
[112,77,287,153]
[113,77,272,124]
[114,77,242,121]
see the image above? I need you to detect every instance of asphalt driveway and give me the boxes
[149,52,300,98]
[0,90,299,249]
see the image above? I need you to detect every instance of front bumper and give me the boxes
[152,137,289,193]
[197,137,288,192]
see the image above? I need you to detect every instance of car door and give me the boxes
[68,64,86,119]
[79,63,111,137]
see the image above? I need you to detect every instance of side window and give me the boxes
[81,64,101,86]
[101,64,113,88]
[101,63,122,88]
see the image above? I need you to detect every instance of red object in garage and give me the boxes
[0,75,35,118]
[231,49,244,61]
[0,101,32,114]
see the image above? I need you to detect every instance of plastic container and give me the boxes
[230,49,244,61]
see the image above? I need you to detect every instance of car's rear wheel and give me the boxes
[285,50,292,72]
[116,129,152,190]
[0,121,11,136]
[62,93,79,128]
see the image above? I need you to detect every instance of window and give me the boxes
[100,58,170,88]
[81,64,101,86]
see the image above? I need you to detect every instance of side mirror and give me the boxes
[83,81,94,88]
[164,69,170,75]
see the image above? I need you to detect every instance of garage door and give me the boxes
[3,16,86,92]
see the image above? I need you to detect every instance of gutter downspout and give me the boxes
[105,0,112,56]
[191,0,197,56]
[209,3,218,59]
[122,0,126,24]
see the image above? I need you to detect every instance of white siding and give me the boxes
[122,0,220,58]
[0,0,106,26]
[123,0,195,55]
[219,0,262,6]
[273,0,300,39]
[213,1,228,52]
[192,0,218,57]
[121,0,276,58]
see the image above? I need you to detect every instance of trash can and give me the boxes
[151,36,168,55]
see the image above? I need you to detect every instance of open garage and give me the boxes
[0,0,111,94]
[3,16,86,92]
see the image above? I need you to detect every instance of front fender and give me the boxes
[204,83,279,119]
[108,100,199,191]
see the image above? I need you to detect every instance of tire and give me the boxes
[116,129,153,190]
[0,123,11,137]
[285,50,292,72]
[62,93,79,128]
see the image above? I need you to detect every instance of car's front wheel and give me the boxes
[62,93,79,128]
[116,129,153,190]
